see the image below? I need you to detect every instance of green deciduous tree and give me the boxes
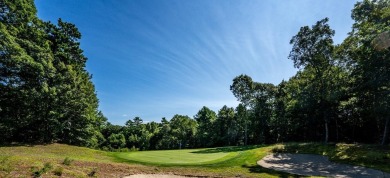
[342,0,390,145]
[169,114,197,149]
[108,133,126,149]
[289,18,335,143]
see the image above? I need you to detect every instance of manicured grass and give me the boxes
[114,145,295,177]
[115,149,237,165]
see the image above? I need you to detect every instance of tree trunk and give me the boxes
[244,120,247,145]
[335,118,339,142]
[382,117,389,145]
[325,121,329,143]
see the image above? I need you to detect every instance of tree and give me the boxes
[0,0,104,146]
[215,105,236,146]
[272,81,288,142]
[343,0,390,145]
[288,18,335,143]
[156,117,175,149]
[0,0,57,143]
[230,74,255,107]
[194,106,217,147]
[169,114,197,149]
[235,104,248,145]
[108,133,126,149]
[231,75,276,144]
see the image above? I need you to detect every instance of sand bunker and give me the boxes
[258,153,390,177]
[123,174,195,178]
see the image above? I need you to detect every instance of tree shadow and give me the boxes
[190,145,261,154]
[242,164,304,178]
[271,142,335,155]
[0,142,45,147]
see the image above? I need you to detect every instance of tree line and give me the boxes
[1,0,389,150]
[100,0,390,149]
[230,0,390,145]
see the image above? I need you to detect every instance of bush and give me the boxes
[130,146,139,152]
[118,148,129,152]
[101,146,111,152]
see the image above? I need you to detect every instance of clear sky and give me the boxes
[35,0,358,125]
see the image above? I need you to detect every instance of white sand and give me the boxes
[123,174,192,178]
[258,153,390,177]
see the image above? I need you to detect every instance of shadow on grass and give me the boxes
[271,142,336,155]
[242,164,303,178]
[0,142,46,148]
[190,145,261,154]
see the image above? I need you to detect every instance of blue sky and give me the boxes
[35,0,358,125]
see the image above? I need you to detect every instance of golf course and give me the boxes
[1,143,388,177]
[2,0,390,177]
[114,148,239,165]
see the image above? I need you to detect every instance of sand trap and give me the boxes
[258,153,390,177]
[123,174,194,178]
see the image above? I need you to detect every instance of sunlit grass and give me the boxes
[114,145,294,177]
[114,149,237,165]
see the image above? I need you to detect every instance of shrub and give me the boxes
[130,146,139,152]
[118,148,129,152]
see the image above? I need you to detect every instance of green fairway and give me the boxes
[114,148,239,165]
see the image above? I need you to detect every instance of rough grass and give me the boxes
[272,142,390,173]
[0,143,156,177]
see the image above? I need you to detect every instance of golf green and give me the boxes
[115,148,239,165]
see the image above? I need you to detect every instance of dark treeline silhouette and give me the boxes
[1,0,389,150]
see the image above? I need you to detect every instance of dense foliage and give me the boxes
[1,0,389,150]
[0,0,106,147]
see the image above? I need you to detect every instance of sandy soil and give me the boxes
[123,174,196,178]
[258,153,390,178]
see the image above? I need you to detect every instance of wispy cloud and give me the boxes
[35,0,359,125]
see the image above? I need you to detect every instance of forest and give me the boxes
[0,0,389,151]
